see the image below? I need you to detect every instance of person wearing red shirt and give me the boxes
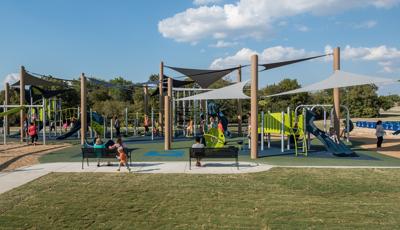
[28,122,38,146]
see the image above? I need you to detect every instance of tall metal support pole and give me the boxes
[167,78,173,141]
[77,106,80,139]
[159,62,164,134]
[151,107,154,141]
[144,85,149,116]
[261,111,264,151]
[205,100,208,129]
[5,83,9,135]
[125,107,128,135]
[183,90,186,136]
[267,111,271,149]
[103,117,106,139]
[193,100,197,137]
[110,117,114,140]
[20,66,26,143]
[42,98,46,145]
[333,47,341,137]
[164,96,171,150]
[3,102,6,145]
[250,55,258,159]
[80,73,87,145]
[237,65,243,136]
[89,108,93,138]
[287,107,291,150]
[323,110,327,132]
[135,112,139,135]
[281,111,285,153]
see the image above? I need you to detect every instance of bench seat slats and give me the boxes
[189,147,239,170]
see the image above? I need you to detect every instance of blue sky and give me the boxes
[1,0,400,94]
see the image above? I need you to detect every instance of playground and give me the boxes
[1,47,400,228]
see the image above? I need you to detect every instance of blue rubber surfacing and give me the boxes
[144,150,184,157]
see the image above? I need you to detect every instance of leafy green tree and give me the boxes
[259,79,309,112]
[378,95,397,111]
[342,85,380,118]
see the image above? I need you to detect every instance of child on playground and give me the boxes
[217,120,224,133]
[153,121,160,136]
[62,120,68,132]
[376,120,386,148]
[328,127,339,144]
[94,137,105,167]
[117,146,131,172]
[247,113,251,138]
[186,119,194,136]
[28,122,38,146]
[108,137,127,166]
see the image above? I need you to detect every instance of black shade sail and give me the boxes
[151,75,194,96]
[11,72,64,87]
[260,54,330,71]
[166,66,240,88]
[31,86,74,99]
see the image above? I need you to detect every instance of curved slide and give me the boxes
[56,120,81,140]
[306,110,356,157]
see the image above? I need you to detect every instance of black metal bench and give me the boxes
[189,147,239,170]
[81,147,133,169]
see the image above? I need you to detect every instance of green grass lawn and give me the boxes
[1,168,400,229]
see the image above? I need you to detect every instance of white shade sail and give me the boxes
[264,70,398,98]
[177,81,250,101]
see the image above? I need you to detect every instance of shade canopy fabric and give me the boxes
[177,81,250,101]
[12,72,63,87]
[264,70,398,98]
[260,54,329,71]
[166,66,240,88]
[151,75,194,96]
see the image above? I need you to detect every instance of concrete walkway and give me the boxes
[0,161,273,194]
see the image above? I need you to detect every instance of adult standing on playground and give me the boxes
[144,115,150,135]
[114,116,121,137]
[247,112,251,138]
[376,120,386,148]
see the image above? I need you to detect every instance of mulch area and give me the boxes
[0,143,71,172]
[351,129,400,159]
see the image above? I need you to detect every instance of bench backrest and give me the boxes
[81,147,131,158]
[189,147,238,158]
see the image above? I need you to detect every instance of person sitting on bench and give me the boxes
[192,136,204,167]
[94,137,105,167]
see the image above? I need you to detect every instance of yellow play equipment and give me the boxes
[203,128,225,148]
[258,110,307,156]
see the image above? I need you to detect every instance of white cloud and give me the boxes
[193,0,222,6]
[354,20,378,29]
[3,73,19,86]
[210,40,239,48]
[211,44,400,73]
[324,44,400,72]
[342,45,400,61]
[210,46,318,69]
[295,24,310,32]
[159,0,400,43]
